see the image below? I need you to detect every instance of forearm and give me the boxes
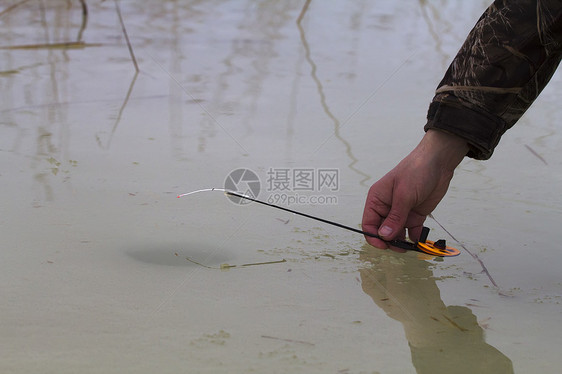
[425,0,562,160]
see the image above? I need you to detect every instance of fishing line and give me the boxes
[429,213,498,287]
[177,188,459,257]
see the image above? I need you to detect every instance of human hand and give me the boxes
[362,130,469,249]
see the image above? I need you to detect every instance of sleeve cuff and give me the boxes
[424,101,507,160]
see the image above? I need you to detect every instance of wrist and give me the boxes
[418,130,469,171]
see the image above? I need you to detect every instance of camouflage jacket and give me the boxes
[425,0,562,159]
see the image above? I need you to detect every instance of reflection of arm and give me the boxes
[425,0,562,160]
[359,248,513,374]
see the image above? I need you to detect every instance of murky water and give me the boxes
[2,1,561,373]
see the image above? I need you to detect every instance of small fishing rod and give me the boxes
[177,188,459,257]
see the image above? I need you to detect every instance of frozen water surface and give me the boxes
[1,1,561,373]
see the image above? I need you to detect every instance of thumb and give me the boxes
[378,199,412,240]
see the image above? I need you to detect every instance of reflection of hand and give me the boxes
[359,246,513,374]
[362,130,468,249]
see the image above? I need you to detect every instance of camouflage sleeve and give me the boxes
[424,0,562,160]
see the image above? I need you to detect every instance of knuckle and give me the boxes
[385,210,404,225]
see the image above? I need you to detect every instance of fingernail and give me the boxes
[379,226,393,237]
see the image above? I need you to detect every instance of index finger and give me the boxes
[362,196,388,248]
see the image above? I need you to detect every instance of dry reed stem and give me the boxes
[114,0,139,73]
[77,0,88,42]
[0,0,33,18]
[0,41,102,49]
